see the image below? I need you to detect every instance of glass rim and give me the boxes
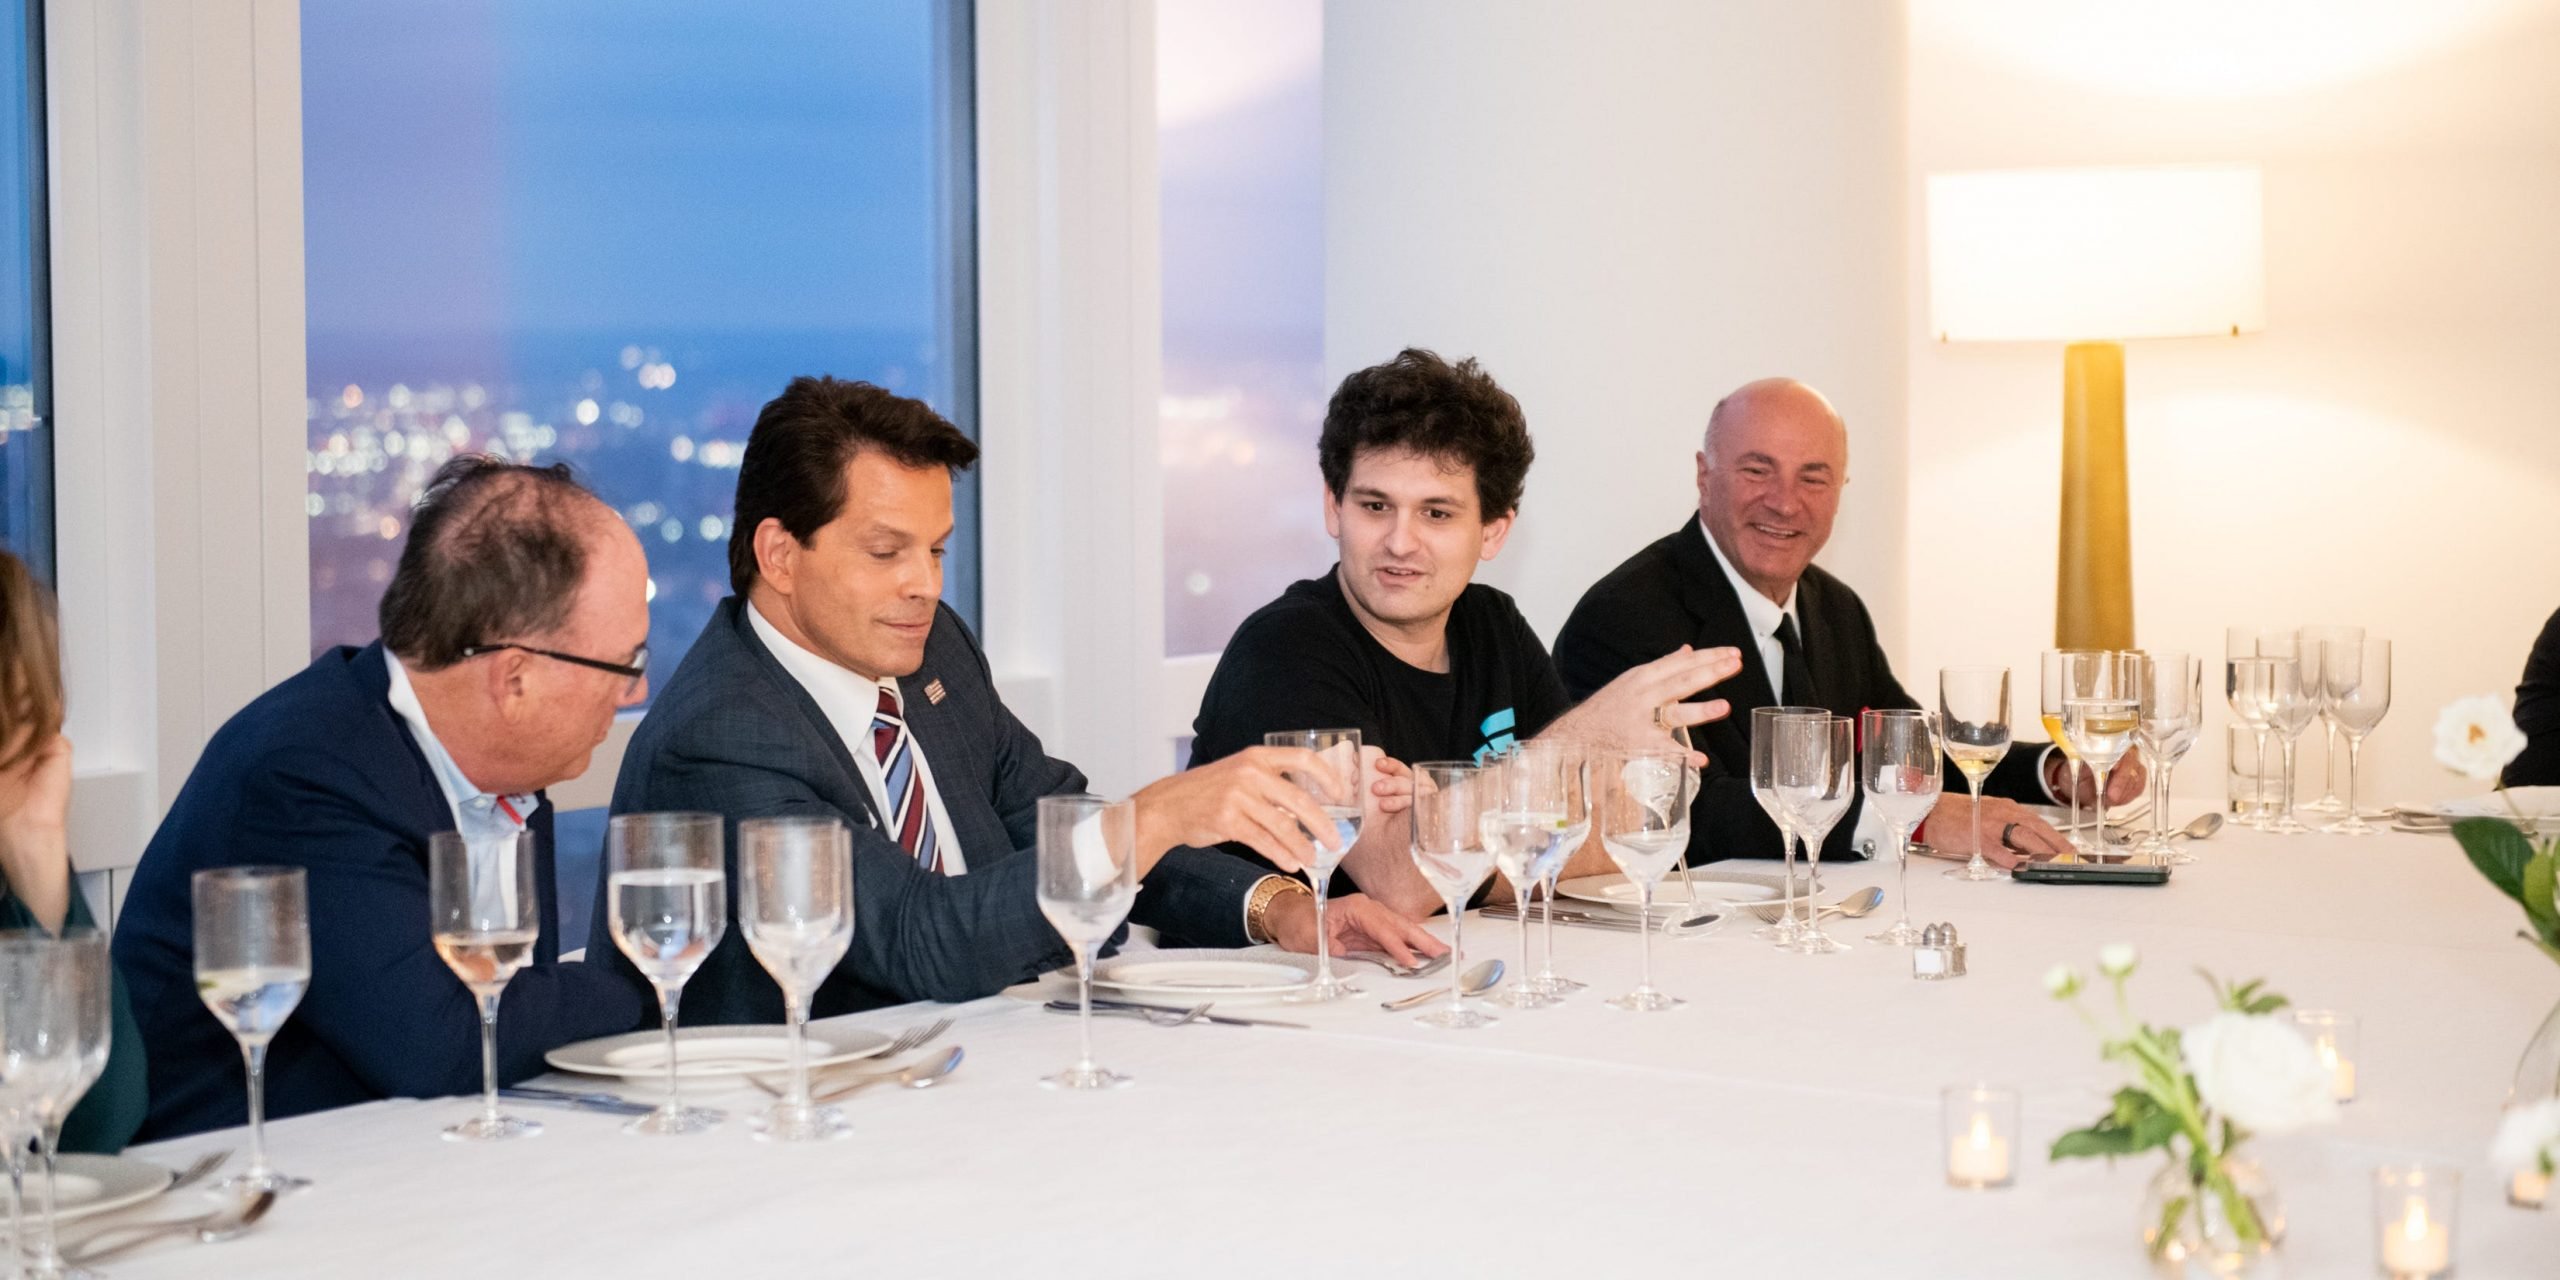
[0,925,105,949]
[1262,727,1362,746]
[191,864,307,884]
[1942,1082,2019,1103]
[737,813,850,834]
[2372,1162,2461,1187]
[1035,792,1129,815]
[607,810,723,832]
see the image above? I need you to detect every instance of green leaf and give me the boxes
[2454,816,2536,904]
[2151,1193,2191,1260]
[2523,848,2560,943]
[2052,1125,2142,1160]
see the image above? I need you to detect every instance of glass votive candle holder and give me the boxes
[2373,1164,2458,1278]
[2227,725,2271,819]
[2509,1166,2548,1210]
[2295,1010,2360,1103]
[1942,1084,2018,1190]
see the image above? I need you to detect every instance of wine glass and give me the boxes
[1749,705,1825,941]
[1408,762,1495,1029]
[739,816,856,1138]
[1861,709,1940,945]
[2062,693,2141,846]
[2224,628,2291,827]
[2296,625,2364,814]
[2133,651,2204,863]
[1595,746,1697,1012]
[1519,740,1589,999]
[0,930,109,1280]
[1777,715,1856,954]
[2252,657,2318,834]
[428,832,544,1142]
[1036,794,1138,1089]
[2324,638,2392,836]
[2040,650,2111,851]
[1264,729,1363,1003]
[1939,668,2013,881]
[605,812,727,1135]
[1479,749,1564,1010]
[193,866,313,1193]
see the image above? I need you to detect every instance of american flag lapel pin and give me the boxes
[924,678,948,706]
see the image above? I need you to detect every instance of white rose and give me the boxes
[2098,944,2139,978]
[2434,695,2529,782]
[2044,964,2082,999]
[2492,1098,2560,1175]
[2180,1012,2338,1135]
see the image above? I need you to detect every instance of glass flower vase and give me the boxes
[2140,1155,2285,1278]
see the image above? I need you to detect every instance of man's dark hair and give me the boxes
[1318,348,1534,519]
[378,456,603,670]
[729,375,980,594]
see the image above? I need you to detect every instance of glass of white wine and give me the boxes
[2039,650,2117,852]
[1264,729,1363,1002]
[192,865,313,1194]
[428,831,543,1142]
[1037,795,1138,1090]
[1859,709,1939,945]
[1939,667,2013,882]
[1407,762,1494,1029]
[1596,746,1697,1012]
[739,816,855,1139]
[606,812,727,1136]
[0,929,109,1280]
[2062,695,2141,843]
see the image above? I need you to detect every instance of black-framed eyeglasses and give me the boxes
[458,642,648,693]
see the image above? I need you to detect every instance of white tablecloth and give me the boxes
[109,822,2558,1277]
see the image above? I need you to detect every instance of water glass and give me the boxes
[2133,651,2203,862]
[1750,705,1825,940]
[193,866,313,1193]
[1860,709,1939,945]
[1264,729,1363,1002]
[0,930,110,1279]
[1517,740,1590,999]
[740,816,856,1138]
[1408,762,1494,1029]
[1037,795,1139,1089]
[1775,715,1855,954]
[2041,650,2116,850]
[2324,638,2392,836]
[1595,747,1697,1011]
[606,812,728,1135]
[1480,748,1567,1010]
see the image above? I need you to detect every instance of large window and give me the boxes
[301,1,979,683]
[0,0,53,580]
[1157,0,1329,657]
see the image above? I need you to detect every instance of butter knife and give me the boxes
[1083,997,1309,1029]
[500,1086,673,1118]
[1482,903,1645,933]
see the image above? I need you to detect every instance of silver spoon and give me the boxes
[66,1190,277,1266]
[1380,959,1503,1012]
[812,1044,964,1104]
[2103,810,2225,849]
[1746,885,1883,924]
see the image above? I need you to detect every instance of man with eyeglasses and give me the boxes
[115,457,654,1138]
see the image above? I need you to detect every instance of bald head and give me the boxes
[1695,378,1849,605]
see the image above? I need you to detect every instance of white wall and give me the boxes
[1904,0,2560,807]
[1323,0,1909,645]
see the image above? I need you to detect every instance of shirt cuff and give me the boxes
[2036,744,2066,804]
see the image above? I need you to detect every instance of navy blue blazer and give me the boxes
[597,597,1267,1024]
[113,644,650,1141]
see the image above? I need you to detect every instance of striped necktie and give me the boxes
[871,685,941,873]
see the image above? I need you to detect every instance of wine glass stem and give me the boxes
[1537,872,1557,976]
[786,995,812,1109]
[1778,820,1798,923]
[242,1039,271,1180]
[2278,739,2298,821]
[1516,897,1532,989]
[1894,827,1912,927]
[1969,783,1988,874]
[2252,731,2270,816]
[2066,758,2081,847]
[1446,910,1466,1008]
[656,987,684,1118]
[32,1125,60,1268]
[1635,884,1655,994]
[478,991,503,1125]
[2345,736,2363,817]
[2324,721,2341,801]
[1075,948,1097,1072]
[1804,835,1825,937]
[2,1139,21,1277]
[1312,884,1333,984]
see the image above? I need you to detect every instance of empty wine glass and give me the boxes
[1595,747,1697,1012]
[2133,651,2204,863]
[1939,668,2013,881]
[739,816,856,1138]
[1861,709,1940,945]
[1036,795,1138,1089]
[2224,628,2292,828]
[2236,657,2317,834]
[1480,749,1564,1010]
[1408,762,1495,1029]
[193,866,313,1193]
[2298,625,2365,815]
[1750,705,1825,940]
[606,812,727,1135]
[2324,638,2392,836]
[429,832,544,1143]
[1778,715,1856,954]
[1518,740,1590,999]
[2062,694,2141,843]
[2040,650,2114,851]
[0,930,109,1280]
[1264,729,1363,1003]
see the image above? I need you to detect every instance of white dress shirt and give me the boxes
[748,601,968,874]
[1698,517,1801,702]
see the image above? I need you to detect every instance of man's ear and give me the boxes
[1478,511,1515,562]
[1319,481,1343,540]
[753,517,798,594]
[485,648,532,722]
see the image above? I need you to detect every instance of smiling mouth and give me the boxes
[1748,522,1804,542]
[1375,565,1426,585]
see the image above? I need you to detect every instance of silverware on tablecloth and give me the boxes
[498,1087,673,1118]
[1067,997,1308,1029]
[809,1046,965,1104]
[1044,1000,1210,1028]
[748,1015,957,1098]
[64,1189,276,1266]
[1481,902,1644,933]
[1340,949,1451,980]
[1379,959,1502,1012]
[1745,885,1885,925]
[165,1149,232,1194]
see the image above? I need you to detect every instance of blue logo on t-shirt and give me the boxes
[1474,708,1517,763]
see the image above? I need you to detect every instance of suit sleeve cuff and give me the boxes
[2036,744,2065,804]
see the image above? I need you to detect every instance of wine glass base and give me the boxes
[442,1112,543,1142]
[1605,989,1683,1013]
[2264,816,2310,835]
[2302,797,2347,814]
[621,1105,722,1136]
[1486,983,1556,1010]
[750,1102,854,1141]
[1041,1064,1132,1091]
[1943,864,2009,881]
[212,1169,312,1197]
[1795,929,1846,954]
[2324,816,2381,836]
[1415,1004,1497,1029]
[1867,920,1924,946]
[1282,972,1362,1002]
[1524,973,1584,997]
[2164,846,2200,864]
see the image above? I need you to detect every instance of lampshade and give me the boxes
[1927,164,2266,342]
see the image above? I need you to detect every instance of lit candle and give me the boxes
[2381,1202,2451,1276]
[2296,1010,2359,1104]
[2512,1168,2550,1210]
[1948,1115,2011,1186]
[2316,1039,2358,1103]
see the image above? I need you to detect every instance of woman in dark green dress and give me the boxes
[0,551,146,1151]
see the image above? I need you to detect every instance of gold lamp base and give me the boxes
[2057,341,2134,650]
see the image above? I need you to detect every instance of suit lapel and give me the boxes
[1666,521,1779,713]
[728,603,885,835]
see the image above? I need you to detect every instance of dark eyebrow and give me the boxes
[1348,484,1463,507]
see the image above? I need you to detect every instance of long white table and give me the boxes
[111,822,2557,1276]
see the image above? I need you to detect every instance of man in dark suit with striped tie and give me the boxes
[603,377,1443,1024]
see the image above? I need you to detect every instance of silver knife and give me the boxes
[499,1086,670,1118]
[1083,997,1309,1029]
[1481,904,1645,933]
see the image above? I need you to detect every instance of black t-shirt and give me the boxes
[1187,567,1572,894]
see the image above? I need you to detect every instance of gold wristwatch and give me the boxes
[1244,875,1314,944]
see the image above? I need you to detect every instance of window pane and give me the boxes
[1158,0,1329,657]
[0,0,55,581]
[302,0,979,686]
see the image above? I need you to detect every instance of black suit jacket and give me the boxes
[599,597,1268,1024]
[2509,606,2560,787]
[115,645,648,1140]
[1554,519,2048,863]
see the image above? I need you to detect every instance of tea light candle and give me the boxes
[2295,1010,2359,1104]
[2374,1164,2459,1279]
[2511,1168,2549,1210]
[1941,1085,2018,1190]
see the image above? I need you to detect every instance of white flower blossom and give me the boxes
[2097,944,2139,978]
[2181,1012,2338,1135]
[2434,695,2529,782]
[2044,964,2082,1000]
[2492,1098,2560,1175]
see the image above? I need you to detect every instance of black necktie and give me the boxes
[1774,613,1811,708]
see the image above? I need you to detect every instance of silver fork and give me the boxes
[165,1149,232,1194]
[65,1190,277,1266]
[750,1015,958,1098]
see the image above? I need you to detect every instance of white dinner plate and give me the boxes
[546,1023,894,1079]
[2417,786,2560,820]
[1087,949,1316,999]
[1556,870,1806,915]
[46,1155,174,1224]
